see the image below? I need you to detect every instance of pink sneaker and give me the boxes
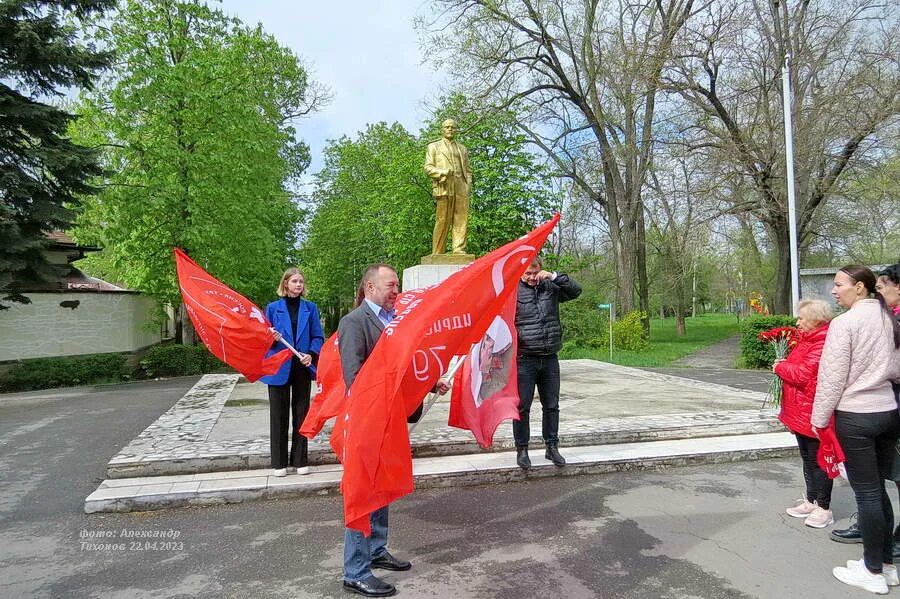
[805,507,834,528]
[786,499,816,518]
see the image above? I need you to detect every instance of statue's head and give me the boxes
[441,119,458,140]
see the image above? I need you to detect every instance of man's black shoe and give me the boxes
[545,445,566,466]
[516,447,531,470]
[343,575,397,597]
[371,550,411,571]
[831,521,863,544]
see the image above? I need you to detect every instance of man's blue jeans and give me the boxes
[343,506,389,582]
[513,354,560,448]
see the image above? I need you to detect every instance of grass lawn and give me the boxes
[561,313,743,368]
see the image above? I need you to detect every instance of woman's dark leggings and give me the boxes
[795,433,833,509]
[836,410,900,573]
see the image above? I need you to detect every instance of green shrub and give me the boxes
[613,311,650,351]
[138,343,225,378]
[559,293,610,350]
[740,315,798,368]
[0,353,129,392]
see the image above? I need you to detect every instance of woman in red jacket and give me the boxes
[774,299,834,528]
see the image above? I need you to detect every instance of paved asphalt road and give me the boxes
[0,377,882,598]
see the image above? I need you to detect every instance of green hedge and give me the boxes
[0,353,130,392]
[559,301,649,356]
[613,311,649,351]
[740,315,798,368]
[559,293,609,350]
[138,343,225,378]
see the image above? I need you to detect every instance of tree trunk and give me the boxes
[635,207,650,335]
[606,198,636,314]
[675,307,686,336]
[768,218,792,314]
[674,276,688,336]
[175,303,197,345]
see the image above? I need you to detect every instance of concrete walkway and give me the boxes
[84,360,790,514]
[671,333,742,368]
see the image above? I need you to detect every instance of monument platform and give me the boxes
[85,361,793,513]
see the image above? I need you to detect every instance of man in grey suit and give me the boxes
[339,263,448,598]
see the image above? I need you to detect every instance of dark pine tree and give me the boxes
[0,0,113,308]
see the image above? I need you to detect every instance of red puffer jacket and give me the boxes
[775,324,829,437]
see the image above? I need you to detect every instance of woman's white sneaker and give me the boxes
[297,466,310,475]
[804,507,834,528]
[786,499,817,518]
[273,468,287,477]
[833,563,889,594]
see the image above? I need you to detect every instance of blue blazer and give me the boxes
[260,297,325,386]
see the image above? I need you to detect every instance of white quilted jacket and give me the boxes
[811,299,900,428]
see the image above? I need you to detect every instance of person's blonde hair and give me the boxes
[798,299,832,326]
[276,267,305,297]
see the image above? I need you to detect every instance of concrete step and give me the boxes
[86,431,796,514]
[106,409,781,479]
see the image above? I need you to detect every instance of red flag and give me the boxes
[173,248,291,382]
[299,333,345,443]
[337,215,560,534]
[448,291,520,447]
[816,426,846,479]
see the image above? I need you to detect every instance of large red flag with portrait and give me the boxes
[301,215,559,534]
[448,291,520,447]
[173,248,291,382]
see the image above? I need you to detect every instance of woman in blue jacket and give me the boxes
[262,268,324,477]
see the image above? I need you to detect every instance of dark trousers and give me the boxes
[836,409,900,572]
[795,433,833,509]
[267,362,312,469]
[513,354,560,448]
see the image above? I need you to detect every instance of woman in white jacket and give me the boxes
[812,265,900,594]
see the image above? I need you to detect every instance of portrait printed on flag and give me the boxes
[470,315,515,407]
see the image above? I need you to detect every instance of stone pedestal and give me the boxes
[402,254,476,290]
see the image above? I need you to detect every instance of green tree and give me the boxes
[0,0,113,308]
[303,95,555,330]
[301,121,429,330]
[667,0,898,313]
[71,0,324,339]
[422,0,698,334]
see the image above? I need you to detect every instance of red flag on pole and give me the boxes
[173,248,291,382]
[448,291,520,447]
[299,332,345,442]
[302,215,559,535]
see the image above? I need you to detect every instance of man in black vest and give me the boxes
[513,256,582,469]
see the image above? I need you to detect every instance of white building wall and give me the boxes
[0,293,161,361]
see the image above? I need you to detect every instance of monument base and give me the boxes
[419,253,476,265]
[403,262,470,290]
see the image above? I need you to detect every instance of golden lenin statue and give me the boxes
[424,119,472,255]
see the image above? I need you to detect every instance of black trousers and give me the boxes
[267,361,312,469]
[836,409,900,572]
[513,354,560,448]
[795,433,833,509]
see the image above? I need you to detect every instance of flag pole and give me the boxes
[408,355,468,434]
[276,336,306,361]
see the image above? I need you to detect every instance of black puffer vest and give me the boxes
[515,274,582,356]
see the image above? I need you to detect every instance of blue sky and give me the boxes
[217,0,446,177]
